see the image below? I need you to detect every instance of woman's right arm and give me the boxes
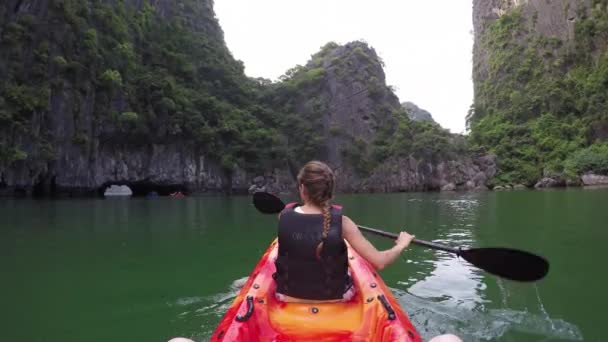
[342,215,414,270]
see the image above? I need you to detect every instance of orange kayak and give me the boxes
[211,239,422,342]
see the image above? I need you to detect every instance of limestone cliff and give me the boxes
[470,0,608,186]
[262,42,495,192]
[0,0,272,196]
[472,0,590,87]
[401,102,436,124]
[1,1,495,196]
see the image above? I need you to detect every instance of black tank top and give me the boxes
[273,204,350,300]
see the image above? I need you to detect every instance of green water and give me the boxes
[1,188,606,341]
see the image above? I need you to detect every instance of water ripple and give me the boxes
[170,277,247,340]
[396,289,583,341]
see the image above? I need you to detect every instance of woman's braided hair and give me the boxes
[297,161,336,259]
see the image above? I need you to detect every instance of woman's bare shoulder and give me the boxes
[342,215,358,233]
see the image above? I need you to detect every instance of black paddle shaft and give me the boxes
[357,225,460,254]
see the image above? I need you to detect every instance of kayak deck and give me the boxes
[212,239,422,341]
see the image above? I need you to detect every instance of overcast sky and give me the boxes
[215,0,474,134]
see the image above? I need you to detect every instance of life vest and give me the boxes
[273,203,351,300]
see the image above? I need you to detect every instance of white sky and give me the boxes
[215,0,473,134]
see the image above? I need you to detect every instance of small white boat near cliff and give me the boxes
[104,185,133,197]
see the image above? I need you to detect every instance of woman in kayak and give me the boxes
[273,160,415,303]
[168,336,460,342]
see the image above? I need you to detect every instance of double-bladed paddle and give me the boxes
[252,191,549,282]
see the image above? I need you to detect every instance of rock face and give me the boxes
[356,155,496,193]
[472,0,590,89]
[0,0,273,196]
[289,41,401,190]
[534,177,566,189]
[581,174,608,186]
[471,0,607,186]
[401,102,436,123]
[276,41,497,192]
[1,141,293,196]
[317,42,398,168]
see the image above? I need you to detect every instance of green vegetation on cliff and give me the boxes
[264,41,467,177]
[0,0,281,173]
[1,1,471,191]
[469,2,608,185]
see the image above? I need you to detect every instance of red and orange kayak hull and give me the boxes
[211,239,422,341]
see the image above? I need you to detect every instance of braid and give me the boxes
[316,201,331,259]
[322,201,331,239]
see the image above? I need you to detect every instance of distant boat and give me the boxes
[170,191,186,198]
[146,191,159,198]
[104,185,133,197]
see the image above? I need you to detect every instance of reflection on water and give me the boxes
[397,253,582,341]
[404,257,486,311]
[403,196,485,309]
[397,288,582,341]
